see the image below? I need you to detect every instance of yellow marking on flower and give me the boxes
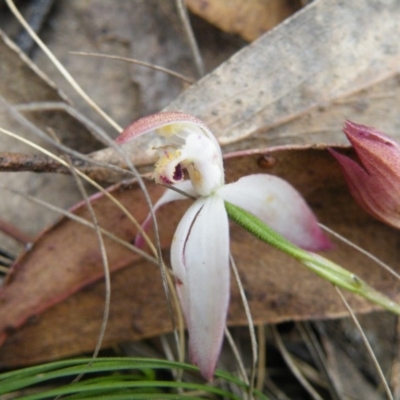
[265,194,275,204]
[157,123,187,138]
[154,149,182,181]
[191,168,203,187]
[156,148,181,165]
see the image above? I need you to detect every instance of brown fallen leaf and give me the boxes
[6,1,400,176]
[0,29,101,153]
[1,1,400,377]
[0,179,163,349]
[30,1,144,131]
[0,0,245,261]
[89,0,400,173]
[0,27,110,255]
[186,0,302,41]
[168,0,400,145]
[28,0,246,120]
[0,145,399,367]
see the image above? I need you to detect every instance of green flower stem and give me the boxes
[225,201,400,315]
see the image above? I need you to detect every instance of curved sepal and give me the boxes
[218,174,331,251]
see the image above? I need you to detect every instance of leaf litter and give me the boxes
[0,0,400,397]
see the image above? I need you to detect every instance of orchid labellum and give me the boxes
[330,121,400,230]
[116,112,330,380]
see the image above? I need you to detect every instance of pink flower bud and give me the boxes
[330,121,400,229]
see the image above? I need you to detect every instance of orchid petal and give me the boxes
[218,174,331,251]
[135,181,196,247]
[171,195,230,380]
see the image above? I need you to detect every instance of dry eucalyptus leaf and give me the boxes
[90,0,400,171]
[128,0,246,114]
[0,179,161,350]
[0,28,99,254]
[186,0,302,41]
[0,146,399,367]
[1,0,400,371]
[32,0,145,129]
[127,0,197,116]
[0,29,100,153]
[167,0,400,145]
[30,0,244,120]
[223,74,400,154]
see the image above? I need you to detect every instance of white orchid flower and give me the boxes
[116,112,330,380]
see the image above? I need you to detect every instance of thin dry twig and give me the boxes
[271,325,324,400]
[1,0,176,344]
[1,184,156,265]
[70,52,195,84]
[0,265,10,274]
[14,0,54,55]
[0,98,136,182]
[224,327,250,392]
[5,0,122,133]
[256,324,266,393]
[335,286,394,400]
[296,322,341,400]
[4,2,168,302]
[390,317,400,399]
[14,101,116,148]
[64,160,110,358]
[57,145,111,386]
[0,152,66,173]
[230,254,257,395]
[168,276,186,368]
[0,127,158,257]
[175,0,205,77]
[320,223,400,281]
[0,151,141,183]
[0,217,33,247]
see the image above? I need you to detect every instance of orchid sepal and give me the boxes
[225,201,400,316]
[171,195,230,381]
[217,174,331,251]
